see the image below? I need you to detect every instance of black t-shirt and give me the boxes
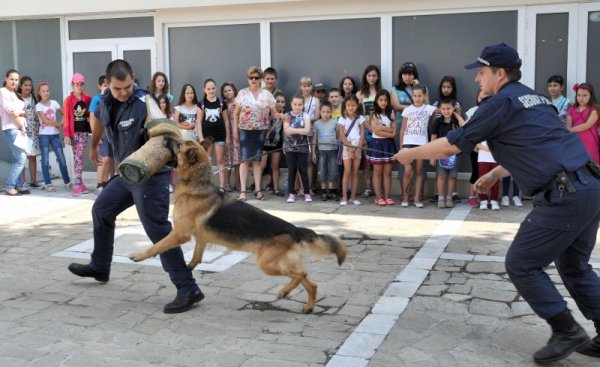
[110,100,124,128]
[73,100,90,133]
[200,97,226,142]
[430,115,458,139]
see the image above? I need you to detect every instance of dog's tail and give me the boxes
[297,227,347,265]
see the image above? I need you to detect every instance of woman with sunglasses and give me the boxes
[232,66,286,201]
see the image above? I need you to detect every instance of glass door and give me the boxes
[67,44,116,94]
[523,5,578,96]
[578,3,600,89]
[117,42,156,93]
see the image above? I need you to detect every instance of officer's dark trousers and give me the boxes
[506,171,600,320]
[90,171,198,293]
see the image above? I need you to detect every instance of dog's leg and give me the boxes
[255,238,318,313]
[129,230,191,262]
[300,274,318,313]
[276,269,306,300]
[187,241,207,271]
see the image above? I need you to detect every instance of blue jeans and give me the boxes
[39,134,70,185]
[90,170,199,293]
[505,169,600,320]
[3,129,26,190]
[318,149,338,183]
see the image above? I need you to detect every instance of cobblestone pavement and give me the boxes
[1,174,599,366]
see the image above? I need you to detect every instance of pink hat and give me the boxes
[71,72,85,84]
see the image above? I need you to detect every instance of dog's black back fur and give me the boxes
[205,198,317,244]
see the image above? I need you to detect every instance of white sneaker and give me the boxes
[340,200,347,206]
[352,199,361,206]
[490,200,500,210]
[304,194,313,202]
[286,194,295,203]
[43,184,56,192]
[513,196,523,207]
[479,200,488,210]
[501,196,510,206]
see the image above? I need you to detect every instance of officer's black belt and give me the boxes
[536,164,594,195]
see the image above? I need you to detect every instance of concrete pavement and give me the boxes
[1,162,599,366]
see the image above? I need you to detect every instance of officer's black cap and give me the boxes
[465,43,522,70]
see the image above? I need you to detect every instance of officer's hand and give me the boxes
[394,148,413,165]
[90,145,103,167]
[474,172,498,194]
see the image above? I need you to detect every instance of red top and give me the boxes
[63,92,92,138]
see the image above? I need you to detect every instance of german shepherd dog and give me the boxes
[129,138,347,313]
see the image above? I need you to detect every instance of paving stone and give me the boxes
[242,340,327,364]
[3,181,599,367]
[469,299,512,318]
[447,284,472,294]
[465,262,506,274]
[442,293,472,302]
[470,287,518,302]
[416,285,447,296]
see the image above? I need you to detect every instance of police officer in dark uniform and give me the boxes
[68,60,204,314]
[395,43,600,364]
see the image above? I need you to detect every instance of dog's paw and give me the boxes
[302,304,314,313]
[276,290,289,299]
[186,262,197,271]
[129,252,148,262]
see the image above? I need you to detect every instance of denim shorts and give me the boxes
[318,149,338,182]
[436,162,459,177]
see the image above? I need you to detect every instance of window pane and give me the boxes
[168,24,260,98]
[69,17,154,40]
[535,13,568,94]
[271,18,381,98]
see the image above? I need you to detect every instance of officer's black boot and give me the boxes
[577,320,600,357]
[533,309,590,364]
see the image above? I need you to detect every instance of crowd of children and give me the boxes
[5,66,598,209]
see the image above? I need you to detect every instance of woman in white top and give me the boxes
[0,69,29,196]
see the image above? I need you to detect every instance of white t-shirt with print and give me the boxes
[337,114,365,142]
[36,100,61,135]
[401,104,436,146]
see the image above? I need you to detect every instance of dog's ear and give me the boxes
[185,146,199,165]
[201,136,214,151]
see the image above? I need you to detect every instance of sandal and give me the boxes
[273,189,284,197]
[375,198,387,206]
[255,191,265,201]
[238,191,247,201]
[385,198,396,205]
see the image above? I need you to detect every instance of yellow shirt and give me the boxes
[332,107,342,121]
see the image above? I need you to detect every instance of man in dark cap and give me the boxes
[395,43,600,364]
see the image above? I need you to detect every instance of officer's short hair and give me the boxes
[106,60,133,82]
[491,66,522,82]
